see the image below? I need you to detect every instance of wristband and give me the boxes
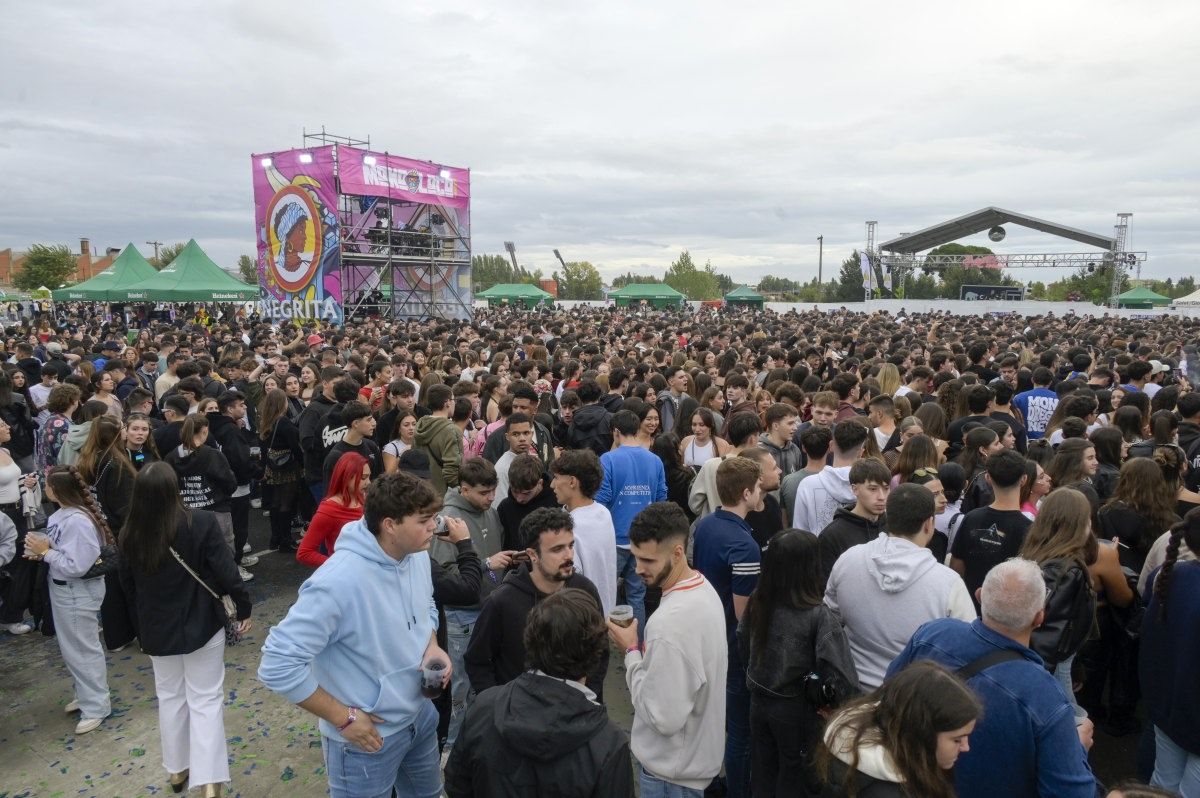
[336,706,358,732]
[625,645,641,656]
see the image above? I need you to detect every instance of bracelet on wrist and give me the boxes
[625,645,641,655]
[336,706,358,732]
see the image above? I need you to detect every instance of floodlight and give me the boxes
[260,158,272,168]
[299,153,313,164]
[440,169,450,179]
[363,156,377,166]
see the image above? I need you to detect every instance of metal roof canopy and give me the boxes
[879,207,1116,253]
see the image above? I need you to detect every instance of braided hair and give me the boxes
[46,465,116,546]
[1153,507,1200,621]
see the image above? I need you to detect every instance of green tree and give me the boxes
[758,275,802,294]
[833,252,867,302]
[151,242,187,270]
[14,243,77,290]
[922,243,1019,299]
[904,273,940,299]
[472,253,519,290]
[611,271,662,289]
[237,254,258,284]
[664,250,720,300]
[1044,265,1128,304]
[554,261,603,300]
[1027,281,1048,300]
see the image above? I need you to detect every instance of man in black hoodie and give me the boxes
[447,588,631,798]
[1179,392,1200,492]
[567,379,613,458]
[817,458,891,587]
[464,507,608,702]
[208,391,258,575]
[599,368,627,413]
[298,365,344,501]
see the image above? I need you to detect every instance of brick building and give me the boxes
[0,237,118,288]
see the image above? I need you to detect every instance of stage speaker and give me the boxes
[988,226,1006,242]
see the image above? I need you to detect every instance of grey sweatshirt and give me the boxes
[824,534,975,689]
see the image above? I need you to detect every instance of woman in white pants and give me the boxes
[23,466,113,734]
[118,463,251,798]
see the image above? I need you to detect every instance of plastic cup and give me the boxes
[609,605,634,628]
[421,661,446,698]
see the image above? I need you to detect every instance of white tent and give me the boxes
[1173,289,1200,305]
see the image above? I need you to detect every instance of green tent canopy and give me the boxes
[51,244,159,302]
[477,283,553,309]
[119,239,258,302]
[724,285,765,309]
[608,282,687,308]
[1116,285,1171,309]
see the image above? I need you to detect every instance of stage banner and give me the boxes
[252,145,343,323]
[337,147,470,209]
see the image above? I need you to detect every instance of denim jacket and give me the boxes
[888,618,1097,798]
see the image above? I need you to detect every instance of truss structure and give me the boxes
[879,251,1146,271]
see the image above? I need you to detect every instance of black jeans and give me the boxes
[230,493,250,563]
[0,506,32,624]
[749,696,823,798]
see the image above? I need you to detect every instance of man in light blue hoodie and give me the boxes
[259,472,452,798]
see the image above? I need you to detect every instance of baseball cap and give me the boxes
[1149,359,1171,375]
[101,340,122,352]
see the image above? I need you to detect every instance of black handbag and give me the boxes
[265,424,293,469]
[169,546,242,646]
[78,504,119,580]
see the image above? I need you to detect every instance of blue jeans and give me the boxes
[1053,654,1087,721]
[443,607,480,748]
[50,577,111,720]
[1152,726,1200,797]
[615,546,646,639]
[322,701,441,798]
[639,764,704,798]
[725,649,752,798]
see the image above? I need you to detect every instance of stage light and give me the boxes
[363,156,377,166]
[299,153,313,164]
[1088,263,1096,272]
[440,169,450,179]
[260,158,272,168]
[988,226,1006,242]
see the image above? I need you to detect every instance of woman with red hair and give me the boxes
[296,453,370,568]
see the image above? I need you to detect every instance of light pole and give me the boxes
[817,235,823,284]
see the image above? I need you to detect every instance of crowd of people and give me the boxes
[1,301,1199,797]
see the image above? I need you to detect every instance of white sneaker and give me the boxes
[65,700,80,713]
[250,497,262,509]
[75,716,106,735]
[242,542,252,553]
[241,555,259,567]
[3,622,33,635]
[238,566,254,582]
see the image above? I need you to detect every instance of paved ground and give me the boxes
[0,510,1137,797]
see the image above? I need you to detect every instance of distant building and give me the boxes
[0,237,117,287]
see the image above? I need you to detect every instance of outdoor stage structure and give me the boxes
[859,208,1146,307]
[251,132,472,325]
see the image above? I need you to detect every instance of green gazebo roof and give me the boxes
[608,283,686,299]
[119,240,258,302]
[52,244,159,301]
[1116,286,1171,306]
[725,285,764,300]
[476,283,553,299]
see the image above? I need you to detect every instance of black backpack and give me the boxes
[1029,558,1096,670]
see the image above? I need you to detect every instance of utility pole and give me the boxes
[146,240,163,263]
[817,235,823,284]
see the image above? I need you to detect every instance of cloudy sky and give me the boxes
[1,1,1197,286]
